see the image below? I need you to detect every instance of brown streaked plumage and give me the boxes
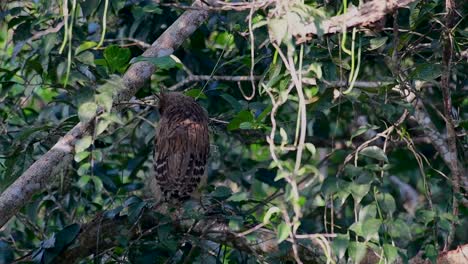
[153,92,209,203]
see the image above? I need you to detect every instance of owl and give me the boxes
[153,92,209,204]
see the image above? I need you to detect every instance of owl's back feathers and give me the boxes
[153,93,209,203]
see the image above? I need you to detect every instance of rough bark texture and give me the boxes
[440,0,464,248]
[0,0,211,228]
[302,0,418,35]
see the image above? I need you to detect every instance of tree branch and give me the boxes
[440,0,464,249]
[38,209,468,264]
[0,0,211,228]
[168,75,263,91]
[300,0,418,37]
[50,210,323,263]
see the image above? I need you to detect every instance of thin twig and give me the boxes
[169,75,262,91]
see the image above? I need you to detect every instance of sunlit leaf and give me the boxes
[349,182,370,203]
[75,136,92,153]
[384,244,399,263]
[227,110,254,131]
[268,18,288,44]
[131,55,179,70]
[360,146,388,162]
[104,45,131,73]
[78,102,97,122]
[184,88,207,99]
[263,206,281,224]
[277,221,291,243]
[332,233,349,259]
[348,242,367,264]
[75,41,97,55]
[368,37,388,50]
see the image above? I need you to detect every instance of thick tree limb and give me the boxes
[302,0,418,36]
[0,0,211,228]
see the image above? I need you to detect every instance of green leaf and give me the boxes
[361,218,381,241]
[348,242,367,264]
[239,122,252,130]
[274,170,289,181]
[359,203,377,221]
[95,93,113,112]
[409,7,420,29]
[123,196,146,223]
[124,196,143,207]
[277,221,291,243]
[74,151,90,163]
[142,4,163,14]
[349,221,363,237]
[75,51,95,66]
[376,193,396,215]
[388,219,412,239]
[256,105,272,122]
[263,206,281,224]
[211,186,232,199]
[184,88,207,99]
[55,224,80,250]
[410,63,442,81]
[351,125,379,141]
[279,127,288,144]
[307,62,322,79]
[332,233,349,259]
[305,143,316,156]
[424,244,438,263]
[268,18,288,44]
[368,37,388,50]
[226,192,248,202]
[78,102,97,122]
[95,118,111,136]
[75,41,97,55]
[229,217,243,232]
[78,164,91,178]
[75,136,92,153]
[104,206,123,219]
[77,175,91,188]
[91,176,103,192]
[360,146,388,162]
[103,45,131,73]
[227,110,254,131]
[321,177,339,195]
[383,244,399,263]
[349,182,370,203]
[220,93,242,112]
[416,210,436,225]
[130,55,178,70]
[211,32,235,49]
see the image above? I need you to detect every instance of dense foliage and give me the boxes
[0,0,466,263]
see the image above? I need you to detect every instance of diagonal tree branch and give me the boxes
[0,0,211,228]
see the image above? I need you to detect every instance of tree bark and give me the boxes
[0,0,211,229]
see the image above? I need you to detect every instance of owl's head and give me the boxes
[157,92,196,115]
